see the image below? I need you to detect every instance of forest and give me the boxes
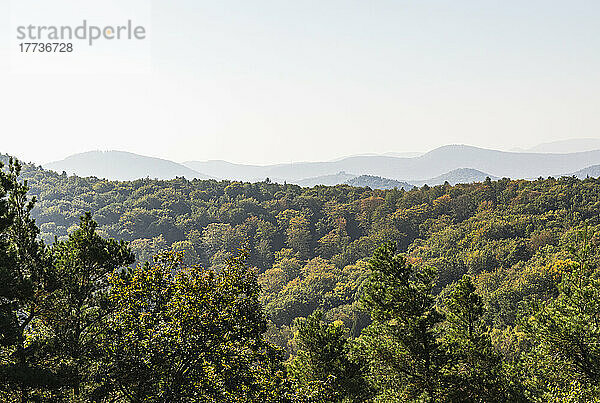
[1,155,600,401]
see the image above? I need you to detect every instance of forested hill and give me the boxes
[13,157,600,278]
[4,155,600,399]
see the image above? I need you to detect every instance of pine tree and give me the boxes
[355,242,444,401]
[44,213,134,399]
[439,275,511,402]
[288,310,371,402]
[0,159,55,401]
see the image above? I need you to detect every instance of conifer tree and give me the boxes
[355,242,444,401]
[439,275,511,401]
[45,213,134,399]
[0,160,54,402]
[288,310,371,402]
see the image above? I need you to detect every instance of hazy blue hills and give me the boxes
[293,172,414,189]
[345,175,414,190]
[183,160,267,182]
[286,170,491,189]
[407,145,600,180]
[570,165,600,179]
[412,168,498,186]
[44,151,212,181]
[515,138,600,153]
[185,144,600,183]
[38,140,600,185]
[295,169,494,190]
[295,172,357,187]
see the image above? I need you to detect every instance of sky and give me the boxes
[1,0,600,165]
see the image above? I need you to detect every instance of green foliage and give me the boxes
[44,213,135,399]
[355,246,523,402]
[288,311,371,402]
[16,161,600,341]
[355,243,444,401]
[101,252,291,402]
[520,229,600,400]
[439,275,515,401]
[6,158,600,400]
[0,159,54,401]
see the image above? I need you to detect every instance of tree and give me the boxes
[44,213,134,399]
[439,275,512,402]
[288,311,371,402]
[522,228,600,400]
[277,210,312,260]
[101,251,291,402]
[0,159,55,402]
[354,242,444,401]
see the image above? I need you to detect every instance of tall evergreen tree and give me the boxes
[439,275,514,402]
[288,310,371,402]
[0,160,55,402]
[354,242,444,401]
[44,213,134,399]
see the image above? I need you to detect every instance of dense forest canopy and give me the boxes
[2,155,600,400]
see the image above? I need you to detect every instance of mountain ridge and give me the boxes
[411,168,498,186]
[44,150,212,181]
[42,142,600,184]
[518,138,600,153]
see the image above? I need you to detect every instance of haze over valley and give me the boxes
[38,139,600,188]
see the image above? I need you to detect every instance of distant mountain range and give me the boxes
[295,170,489,189]
[411,168,498,187]
[295,172,357,187]
[39,139,600,188]
[512,138,600,153]
[570,165,600,179]
[44,151,212,181]
[182,145,600,183]
[345,175,414,190]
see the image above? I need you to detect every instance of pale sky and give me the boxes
[1,0,600,165]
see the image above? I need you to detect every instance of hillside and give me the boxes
[344,175,414,190]
[46,145,600,184]
[14,160,600,328]
[524,138,600,153]
[182,145,600,182]
[5,157,600,399]
[183,159,268,182]
[294,171,357,187]
[570,164,600,179]
[44,150,212,181]
[412,168,497,186]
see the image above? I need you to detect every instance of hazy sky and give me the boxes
[2,0,600,165]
